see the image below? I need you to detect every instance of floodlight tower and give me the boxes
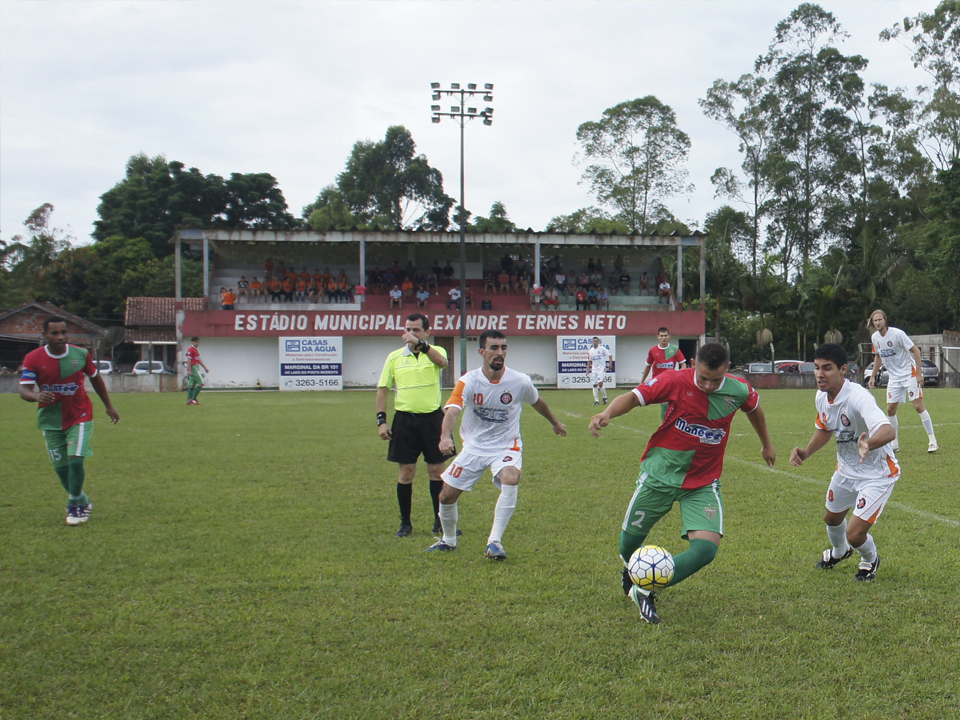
[430,82,494,375]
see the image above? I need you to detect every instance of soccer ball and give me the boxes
[627,545,675,591]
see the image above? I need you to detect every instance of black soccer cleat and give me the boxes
[394,523,413,538]
[622,567,633,596]
[629,585,660,624]
[855,555,880,582]
[816,546,853,570]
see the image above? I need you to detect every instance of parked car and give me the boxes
[862,359,939,387]
[776,361,816,374]
[96,360,114,375]
[742,361,774,373]
[132,360,169,375]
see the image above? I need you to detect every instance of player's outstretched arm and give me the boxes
[745,405,775,467]
[790,428,833,467]
[589,391,640,437]
[90,374,120,424]
[530,398,566,437]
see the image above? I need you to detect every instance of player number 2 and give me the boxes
[630,510,646,529]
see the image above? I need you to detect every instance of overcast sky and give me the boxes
[1,0,933,246]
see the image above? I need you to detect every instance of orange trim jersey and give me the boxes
[870,327,917,382]
[814,379,899,481]
[444,367,539,454]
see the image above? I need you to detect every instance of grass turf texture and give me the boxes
[1,388,958,719]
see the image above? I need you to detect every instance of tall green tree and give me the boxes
[3,203,72,302]
[334,126,453,230]
[470,201,517,233]
[544,207,631,234]
[303,186,358,230]
[575,97,693,233]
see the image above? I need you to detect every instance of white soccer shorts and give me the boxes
[825,471,899,524]
[590,370,606,385]
[441,449,523,492]
[886,377,922,404]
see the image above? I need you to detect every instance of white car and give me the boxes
[96,360,114,375]
[132,361,168,375]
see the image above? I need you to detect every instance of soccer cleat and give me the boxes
[622,566,633,596]
[394,523,412,538]
[816,546,853,570]
[928,441,939,453]
[603,397,608,405]
[628,585,660,624]
[855,555,880,582]
[484,541,507,560]
[77,502,93,523]
[594,401,599,406]
[65,505,83,526]
[191,399,200,405]
[425,538,456,552]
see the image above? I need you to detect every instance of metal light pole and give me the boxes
[431,82,494,375]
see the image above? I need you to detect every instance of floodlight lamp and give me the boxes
[467,83,477,90]
[483,94,493,102]
[451,106,459,113]
[451,83,460,90]
[484,107,494,115]
[484,83,493,90]
[467,107,477,114]
[432,93,441,101]
[431,82,440,89]
[432,117,441,123]
[483,118,493,126]
[431,105,441,112]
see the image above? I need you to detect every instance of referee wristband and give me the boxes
[417,339,430,353]
[377,412,387,426]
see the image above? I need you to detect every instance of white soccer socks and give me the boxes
[826,520,850,558]
[853,534,878,564]
[439,502,459,546]
[919,410,936,442]
[488,484,518,545]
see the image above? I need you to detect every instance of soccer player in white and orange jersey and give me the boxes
[427,330,567,560]
[792,343,898,583]
[867,309,938,453]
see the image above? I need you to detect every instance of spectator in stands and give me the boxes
[575,286,588,311]
[249,277,262,303]
[464,287,475,309]
[590,268,603,287]
[659,278,673,305]
[578,269,590,288]
[619,271,632,296]
[281,276,294,303]
[264,257,275,278]
[586,285,599,309]
[383,267,396,290]
[587,257,596,272]
[639,272,650,295]
[613,254,624,276]
[300,267,311,281]
[655,270,666,291]
[416,286,430,309]
[222,288,237,310]
[295,276,307,303]
[498,268,512,295]
[413,267,425,288]
[269,277,283,303]
[516,267,531,295]
[442,260,455,286]
[275,261,286,278]
[427,268,439,295]
[484,270,497,295]
[566,270,578,298]
[481,293,493,310]
[389,284,403,310]
[338,274,351,303]
[402,277,415,300]
[389,260,402,281]
[596,287,610,311]
[607,272,620,296]
[529,284,542,312]
[500,253,514,274]
[404,261,417,282]
[219,287,227,305]
[553,269,566,296]
[306,276,319,303]
[237,276,250,302]
[543,285,560,310]
[446,286,461,310]
[431,260,443,282]
[368,267,383,295]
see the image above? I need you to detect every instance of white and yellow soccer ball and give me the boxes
[627,545,675,591]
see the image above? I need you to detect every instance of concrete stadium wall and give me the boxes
[0,373,180,395]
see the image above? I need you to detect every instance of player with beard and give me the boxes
[427,330,567,560]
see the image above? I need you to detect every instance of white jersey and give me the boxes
[871,327,917,383]
[445,366,539,454]
[588,345,611,372]
[814,379,899,481]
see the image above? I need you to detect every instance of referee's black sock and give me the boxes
[429,479,443,522]
[397,483,413,525]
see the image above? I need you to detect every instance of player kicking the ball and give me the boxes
[791,343,898,582]
[590,343,775,624]
[427,330,566,559]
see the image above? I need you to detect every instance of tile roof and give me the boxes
[125,297,204,327]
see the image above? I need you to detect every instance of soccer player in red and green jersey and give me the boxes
[590,343,776,624]
[639,327,687,384]
[185,337,209,405]
[19,317,120,526]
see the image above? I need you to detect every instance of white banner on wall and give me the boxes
[556,335,617,389]
[278,336,343,391]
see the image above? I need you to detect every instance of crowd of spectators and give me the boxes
[220,260,359,307]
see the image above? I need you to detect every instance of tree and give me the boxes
[575,97,693,233]
[219,172,300,229]
[334,126,453,230]
[303,186,358,230]
[882,0,960,169]
[544,207,631,234]
[470,201,517,233]
[703,207,752,341]
[3,203,72,302]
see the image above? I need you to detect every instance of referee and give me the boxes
[377,313,453,537]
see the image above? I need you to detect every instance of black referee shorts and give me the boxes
[387,409,452,465]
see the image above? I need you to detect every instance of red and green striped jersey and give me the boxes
[645,344,686,378]
[20,345,98,431]
[633,368,759,489]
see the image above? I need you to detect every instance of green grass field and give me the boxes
[1,386,958,719]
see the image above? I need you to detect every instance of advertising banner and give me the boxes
[278,336,343,391]
[556,335,616,389]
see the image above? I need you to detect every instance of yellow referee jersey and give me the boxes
[378,345,447,414]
